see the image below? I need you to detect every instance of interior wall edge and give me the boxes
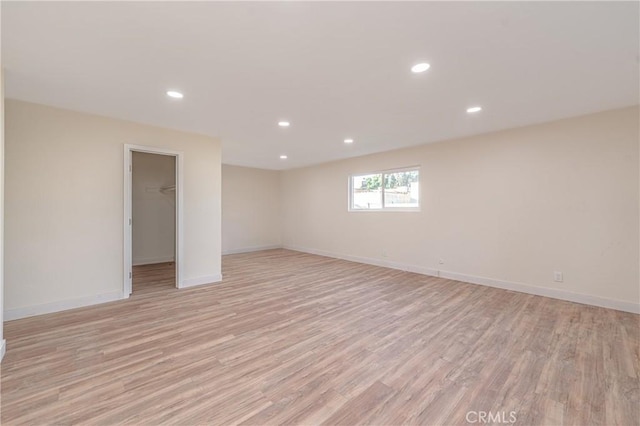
[180,274,223,289]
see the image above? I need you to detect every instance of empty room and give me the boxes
[0,2,638,425]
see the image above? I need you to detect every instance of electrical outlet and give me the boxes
[553,271,563,282]
[438,258,444,265]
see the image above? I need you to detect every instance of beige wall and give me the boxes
[281,107,640,312]
[2,99,637,320]
[4,100,221,317]
[222,164,281,254]
[132,151,176,265]
[1,70,5,358]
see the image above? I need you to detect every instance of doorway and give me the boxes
[124,145,184,297]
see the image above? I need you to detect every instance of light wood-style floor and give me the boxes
[2,249,638,425]
[132,261,176,296]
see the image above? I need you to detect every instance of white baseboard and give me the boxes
[0,339,6,362]
[283,245,439,277]
[284,245,640,314]
[222,244,282,255]
[4,272,225,321]
[133,255,175,266]
[4,291,124,321]
[180,273,223,289]
[438,270,640,314]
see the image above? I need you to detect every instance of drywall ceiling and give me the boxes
[2,2,638,170]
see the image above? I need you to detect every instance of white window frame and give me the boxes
[348,166,421,212]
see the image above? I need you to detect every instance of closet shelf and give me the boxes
[159,185,176,194]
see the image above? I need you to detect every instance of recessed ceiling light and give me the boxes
[278,121,290,127]
[280,155,288,159]
[466,106,482,113]
[166,90,184,99]
[411,63,430,73]
[344,139,354,144]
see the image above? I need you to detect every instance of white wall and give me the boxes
[4,100,221,319]
[281,106,640,313]
[132,151,176,265]
[222,164,281,254]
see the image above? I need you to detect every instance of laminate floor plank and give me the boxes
[2,249,638,425]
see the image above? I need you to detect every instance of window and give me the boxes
[349,167,420,211]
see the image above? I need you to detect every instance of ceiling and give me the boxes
[2,2,638,170]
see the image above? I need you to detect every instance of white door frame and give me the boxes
[124,144,184,297]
